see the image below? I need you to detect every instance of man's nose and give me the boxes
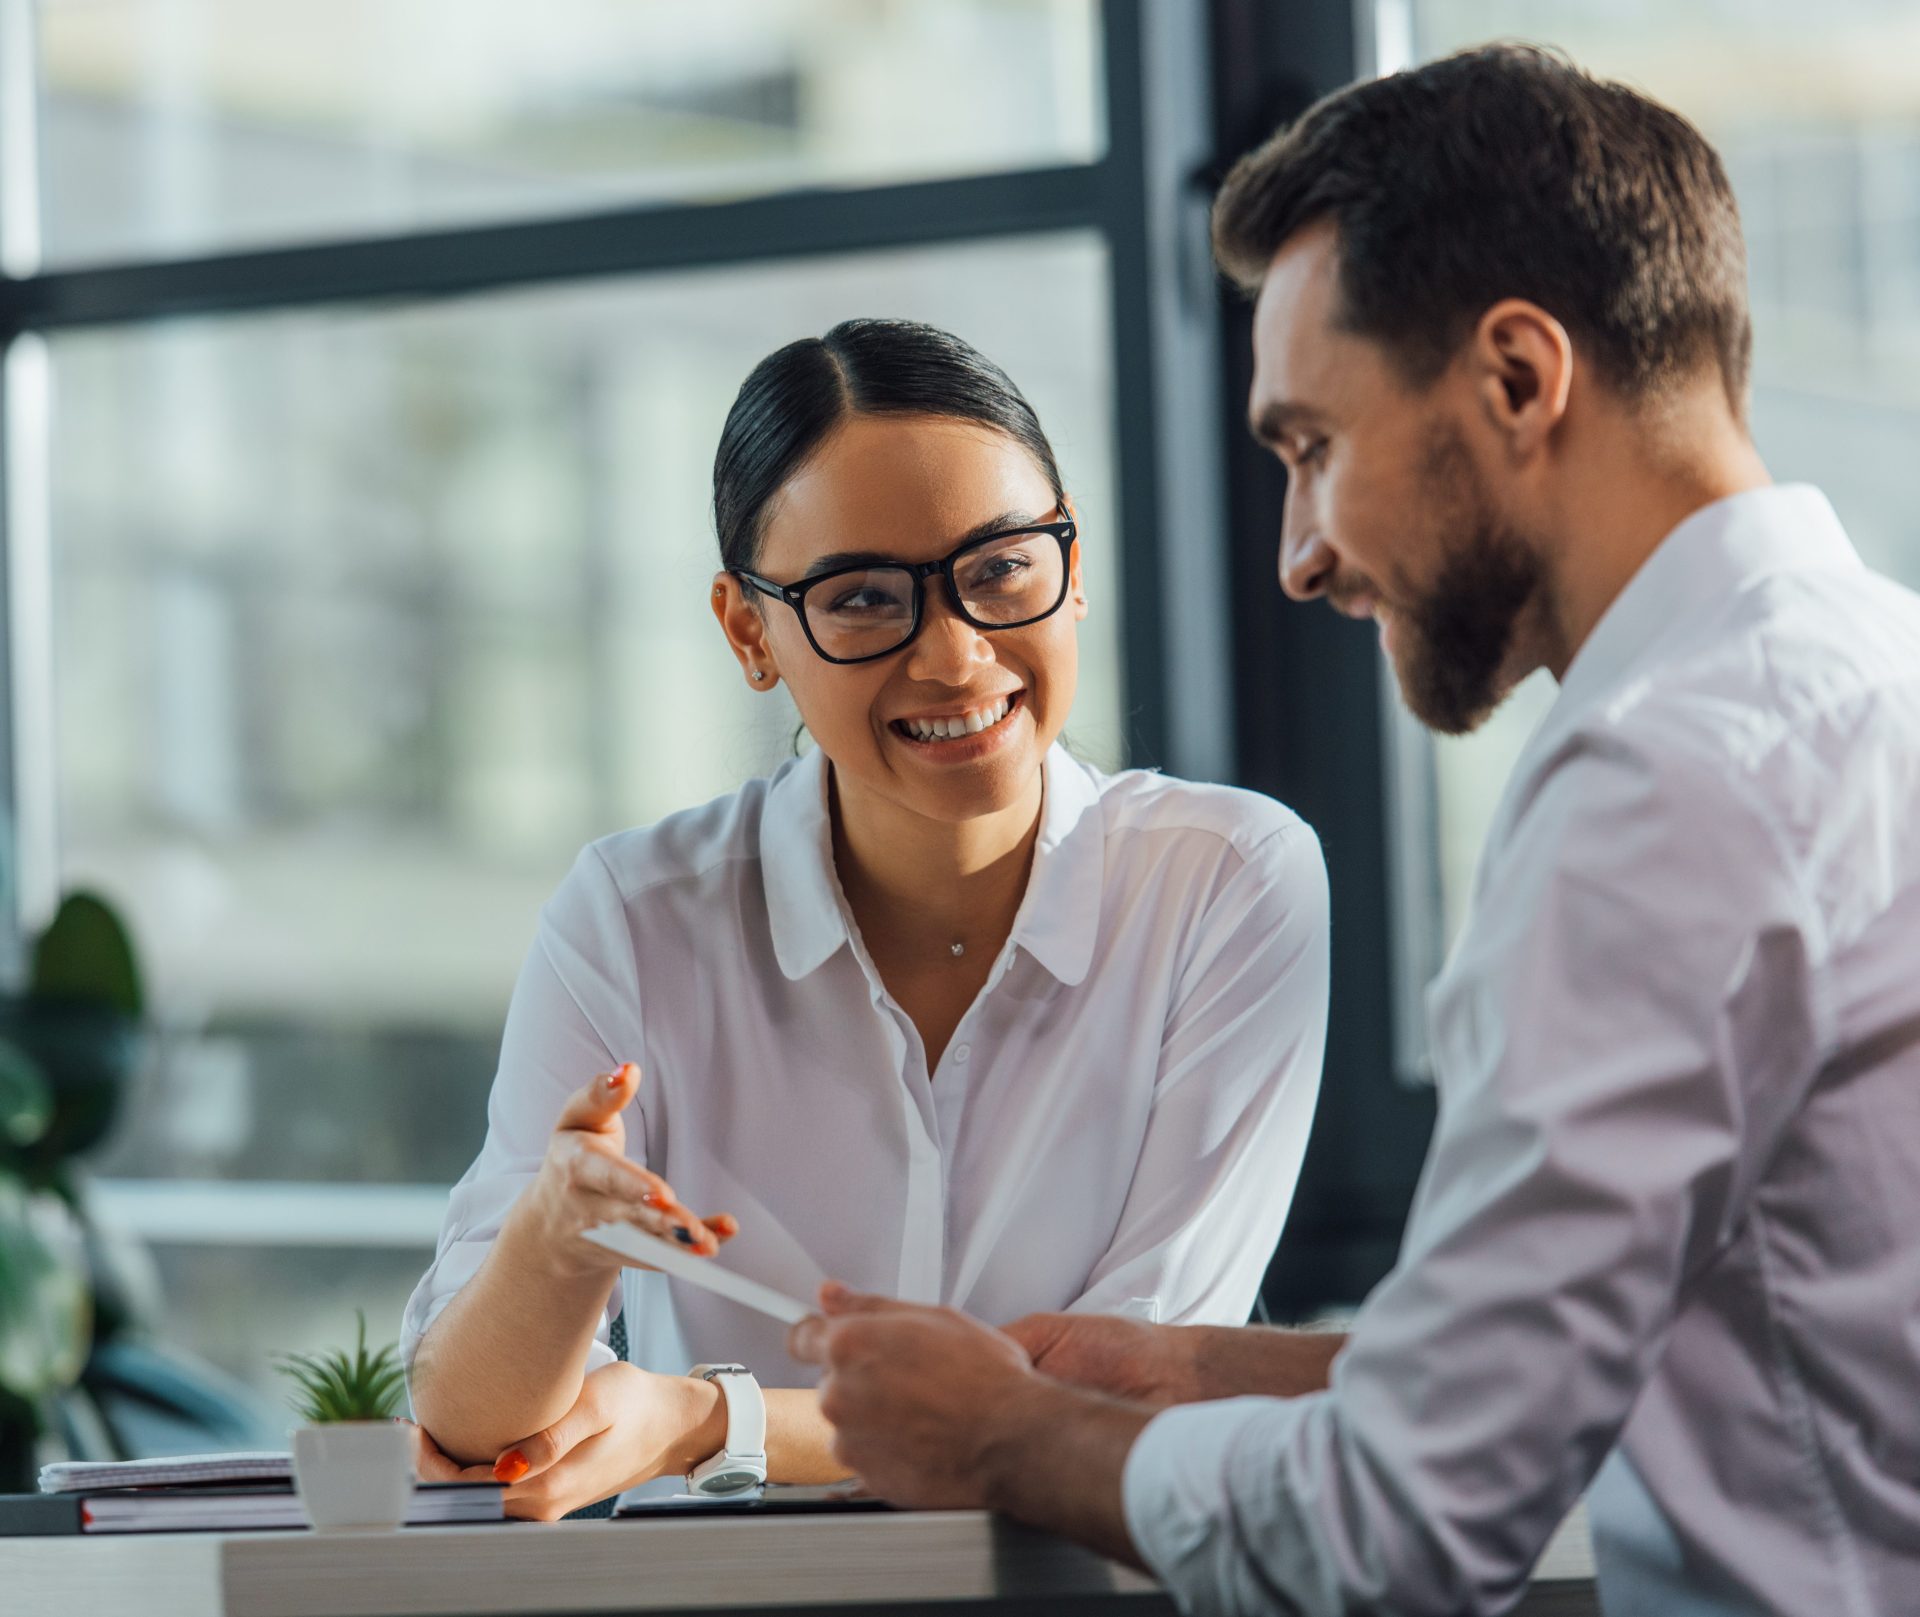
[1279,498,1337,601]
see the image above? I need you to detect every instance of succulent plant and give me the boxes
[275,1311,407,1424]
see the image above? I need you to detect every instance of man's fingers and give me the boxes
[791,1285,929,1365]
[788,1314,828,1364]
[1001,1311,1070,1362]
[553,1062,643,1134]
[818,1280,908,1317]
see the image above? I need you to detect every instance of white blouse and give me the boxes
[402,744,1328,1388]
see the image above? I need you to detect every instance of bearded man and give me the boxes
[792,45,1920,1617]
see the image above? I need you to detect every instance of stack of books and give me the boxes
[0,1451,503,1536]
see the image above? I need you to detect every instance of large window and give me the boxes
[2,0,1219,1419]
[1385,0,1920,1072]
[35,0,1103,265]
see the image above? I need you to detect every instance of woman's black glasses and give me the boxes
[732,517,1077,665]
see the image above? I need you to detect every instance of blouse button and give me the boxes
[952,1043,972,1065]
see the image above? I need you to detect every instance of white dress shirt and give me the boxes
[1125,486,1920,1616]
[403,743,1328,1390]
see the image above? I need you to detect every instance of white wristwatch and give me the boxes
[685,1363,768,1496]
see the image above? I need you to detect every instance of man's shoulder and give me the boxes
[1510,564,1920,926]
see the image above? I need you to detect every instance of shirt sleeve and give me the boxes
[1069,820,1330,1325]
[1121,738,1825,1616]
[400,844,648,1391]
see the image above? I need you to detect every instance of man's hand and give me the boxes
[788,1283,1045,1509]
[1002,1312,1204,1407]
[409,1361,724,1521]
[791,1283,1155,1567]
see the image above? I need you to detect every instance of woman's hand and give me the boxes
[1000,1312,1204,1407]
[408,1362,726,1522]
[510,1062,739,1279]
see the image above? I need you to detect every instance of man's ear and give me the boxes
[710,573,781,690]
[1470,298,1573,461]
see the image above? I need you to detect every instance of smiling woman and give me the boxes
[399,318,1333,1518]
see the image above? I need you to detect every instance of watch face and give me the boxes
[705,1471,759,1495]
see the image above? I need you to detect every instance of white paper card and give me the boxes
[583,1222,814,1325]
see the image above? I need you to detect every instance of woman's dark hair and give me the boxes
[713,318,1068,575]
[1212,44,1752,415]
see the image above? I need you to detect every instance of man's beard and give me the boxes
[1390,428,1543,737]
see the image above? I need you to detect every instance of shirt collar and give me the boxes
[759,743,1106,986]
[1551,482,1861,725]
[1006,746,1106,987]
[761,748,849,982]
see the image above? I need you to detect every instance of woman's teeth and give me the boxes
[902,695,1014,743]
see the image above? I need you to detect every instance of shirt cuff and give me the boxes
[1122,1395,1310,1615]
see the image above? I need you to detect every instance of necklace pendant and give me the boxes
[950,942,966,957]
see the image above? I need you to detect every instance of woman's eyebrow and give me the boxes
[802,510,1048,577]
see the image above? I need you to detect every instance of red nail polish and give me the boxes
[494,1449,530,1484]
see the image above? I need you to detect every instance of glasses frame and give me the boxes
[732,517,1078,666]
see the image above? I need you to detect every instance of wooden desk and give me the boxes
[5,1504,1599,1616]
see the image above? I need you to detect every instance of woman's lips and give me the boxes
[889,691,1026,759]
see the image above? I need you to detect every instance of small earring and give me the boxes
[750,670,766,682]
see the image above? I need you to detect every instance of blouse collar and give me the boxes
[760,742,1106,987]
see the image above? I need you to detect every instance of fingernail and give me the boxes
[619,1062,639,1080]
[602,1072,622,1092]
[642,1193,667,1210]
[494,1449,530,1484]
[673,1226,697,1246]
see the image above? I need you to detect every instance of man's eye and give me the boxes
[1296,438,1328,468]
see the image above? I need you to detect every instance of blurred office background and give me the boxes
[1,0,1916,1434]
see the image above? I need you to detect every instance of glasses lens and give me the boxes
[803,566,917,659]
[954,531,1066,625]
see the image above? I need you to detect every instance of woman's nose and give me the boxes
[904,594,996,682]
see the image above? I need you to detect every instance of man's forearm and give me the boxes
[1188,1323,1347,1402]
[979,1379,1157,1570]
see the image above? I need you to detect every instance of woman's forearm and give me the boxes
[410,1210,617,1463]
[764,1387,854,1484]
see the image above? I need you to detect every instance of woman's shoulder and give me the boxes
[562,757,808,908]
[1066,753,1320,869]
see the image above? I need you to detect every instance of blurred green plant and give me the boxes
[275,1311,406,1424]
[31,892,144,1018]
[0,1047,92,1488]
[0,890,146,1489]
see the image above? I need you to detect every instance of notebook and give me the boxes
[3,1480,502,1536]
[81,1481,502,1534]
[40,1451,292,1493]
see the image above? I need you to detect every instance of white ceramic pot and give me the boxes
[290,1421,415,1531]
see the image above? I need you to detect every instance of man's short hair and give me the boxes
[1213,44,1753,412]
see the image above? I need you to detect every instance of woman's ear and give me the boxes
[710,573,781,690]
[1066,520,1089,621]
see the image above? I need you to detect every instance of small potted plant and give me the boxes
[275,1311,413,1531]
